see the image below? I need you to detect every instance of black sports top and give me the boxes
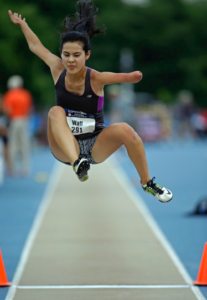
[55,67,105,140]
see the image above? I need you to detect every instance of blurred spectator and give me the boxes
[191,109,207,138]
[175,90,196,139]
[107,83,137,128]
[134,101,173,142]
[107,84,123,124]
[3,75,33,176]
[136,109,162,142]
[152,103,173,140]
[0,94,10,173]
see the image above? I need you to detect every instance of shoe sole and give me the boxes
[143,189,173,203]
[79,174,89,182]
[159,195,173,203]
[77,161,90,182]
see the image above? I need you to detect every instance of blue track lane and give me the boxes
[0,141,207,299]
[116,139,207,299]
[0,147,55,300]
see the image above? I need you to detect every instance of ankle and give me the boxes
[141,178,151,186]
[71,158,79,170]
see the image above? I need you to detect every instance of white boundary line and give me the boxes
[107,157,206,300]
[5,162,64,300]
[16,285,190,289]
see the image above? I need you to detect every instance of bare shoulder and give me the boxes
[89,69,104,95]
[90,68,101,80]
[90,69,103,87]
[49,55,65,84]
[90,69,117,86]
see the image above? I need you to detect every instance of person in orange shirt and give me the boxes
[3,75,33,175]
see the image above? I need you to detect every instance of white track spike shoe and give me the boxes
[142,177,173,203]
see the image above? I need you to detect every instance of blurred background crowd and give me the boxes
[1,0,207,185]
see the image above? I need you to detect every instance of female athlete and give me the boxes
[8,0,173,202]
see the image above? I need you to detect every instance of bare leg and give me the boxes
[48,106,80,164]
[92,123,151,185]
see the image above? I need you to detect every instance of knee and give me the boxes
[48,106,65,120]
[118,123,141,144]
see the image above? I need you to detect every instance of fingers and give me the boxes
[11,12,20,18]
[8,10,25,23]
[8,10,14,17]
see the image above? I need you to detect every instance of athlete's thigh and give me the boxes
[47,117,80,162]
[91,123,124,163]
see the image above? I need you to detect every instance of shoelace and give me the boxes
[148,177,163,195]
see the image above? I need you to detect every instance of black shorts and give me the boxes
[52,134,99,166]
[0,135,8,145]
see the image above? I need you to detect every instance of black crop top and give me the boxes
[55,67,105,140]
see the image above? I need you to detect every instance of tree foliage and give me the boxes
[1,0,207,107]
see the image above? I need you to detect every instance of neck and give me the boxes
[65,66,87,83]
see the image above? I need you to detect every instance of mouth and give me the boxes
[68,66,75,69]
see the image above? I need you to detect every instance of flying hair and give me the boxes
[64,0,105,38]
[59,0,106,53]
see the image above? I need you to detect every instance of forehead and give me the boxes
[62,42,84,53]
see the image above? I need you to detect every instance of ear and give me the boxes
[85,50,91,61]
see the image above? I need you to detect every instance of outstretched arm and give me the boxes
[8,10,63,80]
[95,71,143,86]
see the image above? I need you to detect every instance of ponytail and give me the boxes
[59,0,106,53]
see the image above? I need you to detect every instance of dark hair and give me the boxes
[59,0,106,54]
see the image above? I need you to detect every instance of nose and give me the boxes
[68,56,75,62]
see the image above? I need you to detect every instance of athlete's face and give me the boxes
[61,42,91,73]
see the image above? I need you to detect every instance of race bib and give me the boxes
[64,108,95,135]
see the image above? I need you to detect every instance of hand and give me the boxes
[8,10,26,26]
